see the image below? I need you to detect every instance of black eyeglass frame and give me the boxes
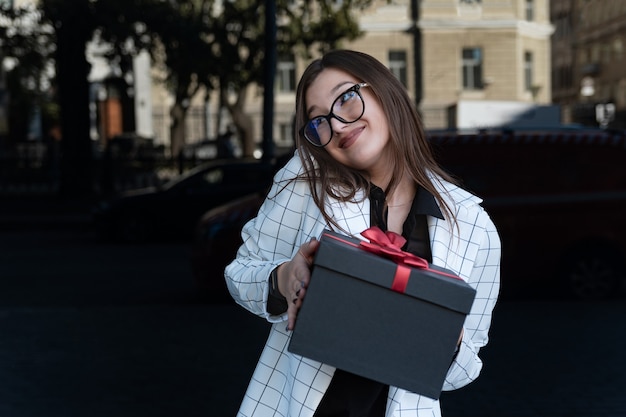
[300,82,369,147]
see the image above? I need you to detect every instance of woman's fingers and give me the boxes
[285,239,318,330]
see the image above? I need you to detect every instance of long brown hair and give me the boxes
[293,49,458,231]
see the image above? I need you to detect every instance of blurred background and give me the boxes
[0,1,625,416]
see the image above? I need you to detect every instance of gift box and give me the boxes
[288,228,476,399]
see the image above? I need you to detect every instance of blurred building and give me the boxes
[265,0,555,141]
[551,0,626,129]
[349,0,555,129]
[87,41,155,151]
[9,0,609,156]
[135,0,556,151]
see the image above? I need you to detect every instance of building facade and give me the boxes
[551,0,626,129]
[0,0,557,152]
[418,0,554,128]
[215,0,556,150]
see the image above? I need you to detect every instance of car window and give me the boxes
[202,168,225,185]
[205,164,269,186]
[168,162,274,194]
[181,168,227,194]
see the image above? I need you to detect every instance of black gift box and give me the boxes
[288,229,476,399]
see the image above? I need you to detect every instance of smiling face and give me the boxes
[304,68,393,178]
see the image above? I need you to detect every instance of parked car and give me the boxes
[428,127,626,300]
[92,158,278,243]
[191,127,626,301]
[190,192,265,302]
[107,133,164,160]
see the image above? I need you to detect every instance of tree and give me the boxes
[39,0,218,195]
[133,0,373,159]
[137,0,220,159]
[40,0,97,197]
[11,0,374,196]
[39,0,172,197]
[210,0,373,157]
[0,4,55,147]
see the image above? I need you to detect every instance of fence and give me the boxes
[0,141,208,197]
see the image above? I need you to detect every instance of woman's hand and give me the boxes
[276,239,319,331]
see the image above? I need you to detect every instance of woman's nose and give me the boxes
[329,116,348,133]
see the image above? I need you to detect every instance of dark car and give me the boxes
[92,158,277,243]
[190,192,265,302]
[428,127,626,300]
[191,127,626,301]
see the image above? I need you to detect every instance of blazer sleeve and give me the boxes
[224,154,319,322]
[442,209,501,391]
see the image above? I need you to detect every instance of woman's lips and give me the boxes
[338,126,364,149]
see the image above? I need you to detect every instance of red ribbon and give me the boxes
[359,227,429,293]
[322,227,461,293]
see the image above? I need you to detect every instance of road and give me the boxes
[0,222,624,417]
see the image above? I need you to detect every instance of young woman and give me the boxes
[225,49,500,417]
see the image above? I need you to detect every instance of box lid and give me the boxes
[315,230,476,314]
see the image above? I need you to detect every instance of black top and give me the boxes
[313,184,444,417]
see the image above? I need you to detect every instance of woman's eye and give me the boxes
[339,91,356,105]
[312,117,325,127]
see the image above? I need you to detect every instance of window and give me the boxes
[553,65,573,90]
[462,48,483,90]
[277,53,296,93]
[524,51,533,91]
[279,122,293,144]
[525,0,534,21]
[388,50,407,87]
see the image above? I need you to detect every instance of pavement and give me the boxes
[0,198,625,417]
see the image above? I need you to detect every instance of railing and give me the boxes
[0,142,211,197]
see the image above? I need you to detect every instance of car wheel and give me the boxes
[561,244,624,300]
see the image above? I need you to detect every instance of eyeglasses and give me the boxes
[301,82,369,147]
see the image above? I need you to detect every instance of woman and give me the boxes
[225,49,500,417]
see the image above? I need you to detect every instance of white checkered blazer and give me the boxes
[225,152,501,417]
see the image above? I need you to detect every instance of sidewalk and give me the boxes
[0,195,94,230]
[1,213,625,417]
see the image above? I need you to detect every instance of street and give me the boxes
[0,223,625,417]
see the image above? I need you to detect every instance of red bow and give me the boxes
[360,227,428,269]
[359,226,429,293]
